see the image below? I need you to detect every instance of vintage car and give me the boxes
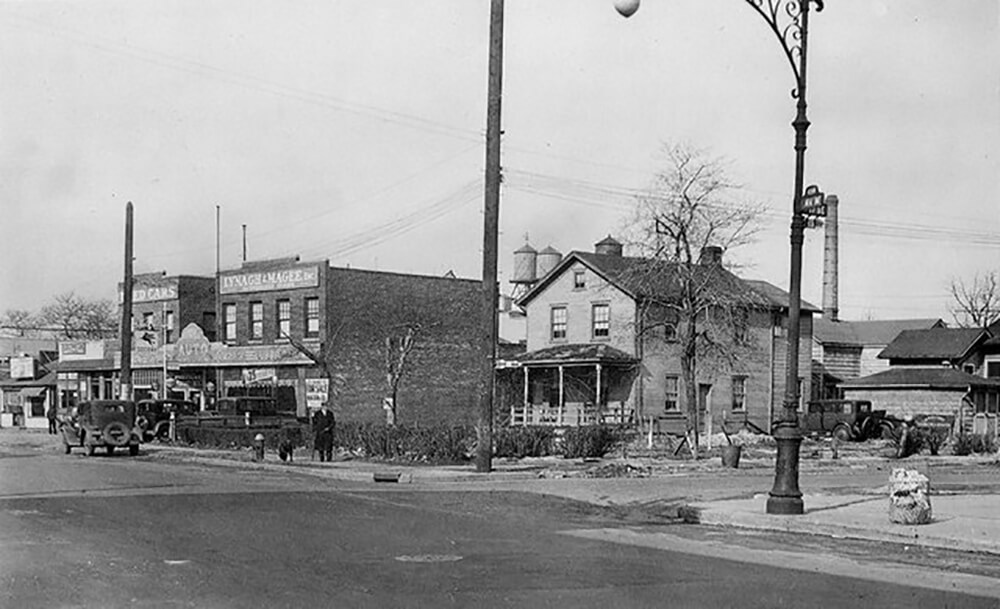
[803,399,899,442]
[192,396,298,428]
[61,400,143,456]
[135,398,199,441]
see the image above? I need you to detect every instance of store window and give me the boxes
[223,303,237,342]
[306,297,320,337]
[277,300,291,339]
[250,302,263,340]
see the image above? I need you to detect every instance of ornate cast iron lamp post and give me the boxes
[614,0,824,515]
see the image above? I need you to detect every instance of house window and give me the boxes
[573,270,586,289]
[305,297,320,337]
[551,306,567,340]
[223,304,237,342]
[250,302,263,340]
[592,304,610,338]
[277,300,291,339]
[665,376,679,412]
[732,376,747,411]
[963,364,975,375]
[165,310,175,343]
[988,362,1000,378]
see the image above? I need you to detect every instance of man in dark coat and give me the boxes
[312,402,336,462]
[46,403,58,435]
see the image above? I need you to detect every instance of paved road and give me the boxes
[2,445,998,607]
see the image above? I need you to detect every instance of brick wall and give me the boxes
[325,267,482,425]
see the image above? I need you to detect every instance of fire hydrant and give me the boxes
[253,433,265,462]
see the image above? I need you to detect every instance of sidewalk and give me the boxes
[685,491,1000,556]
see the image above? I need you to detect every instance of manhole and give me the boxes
[394,554,463,563]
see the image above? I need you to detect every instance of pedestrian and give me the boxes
[46,402,58,435]
[312,401,336,462]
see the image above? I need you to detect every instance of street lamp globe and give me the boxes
[613,0,640,18]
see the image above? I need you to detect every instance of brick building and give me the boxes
[214,257,482,423]
[59,258,483,424]
[509,237,816,434]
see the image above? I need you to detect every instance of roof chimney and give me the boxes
[822,195,839,321]
[594,235,622,256]
[699,246,723,266]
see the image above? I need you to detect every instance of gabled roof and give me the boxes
[516,250,819,313]
[841,366,1000,390]
[814,318,945,347]
[741,280,820,313]
[878,327,990,361]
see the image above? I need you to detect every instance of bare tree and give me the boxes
[281,322,348,403]
[949,272,999,329]
[383,323,423,425]
[619,142,766,457]
[0,309,37,336]
[38,292,117,339]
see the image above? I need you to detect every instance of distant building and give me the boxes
[841,327,1000,435]
[811,318,946,399]
[0,337,58,429]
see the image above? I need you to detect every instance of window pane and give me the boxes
[278,300,291,337]
[592,304,609,338]
[665,376,679,411]
[551,307,567,340]
[223,304,236,341]
[306,298,320,336]
[250,302,263,339]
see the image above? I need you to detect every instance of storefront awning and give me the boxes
[20,386,46,398]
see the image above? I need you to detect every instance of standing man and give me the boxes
[46,402,58,435]
[312,401,336,462]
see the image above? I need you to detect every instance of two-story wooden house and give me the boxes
[510,237,817,434]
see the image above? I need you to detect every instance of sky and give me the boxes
[0,0,997,324]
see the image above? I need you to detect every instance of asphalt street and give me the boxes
[2,443,999,608]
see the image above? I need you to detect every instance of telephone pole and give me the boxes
[119,202,134,401]
[476,0,504,473]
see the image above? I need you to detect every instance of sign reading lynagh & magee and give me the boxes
[220,264,320,295]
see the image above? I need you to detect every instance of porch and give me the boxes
[508,344,637,427]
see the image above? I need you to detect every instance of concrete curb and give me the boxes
[686,495,1000,557]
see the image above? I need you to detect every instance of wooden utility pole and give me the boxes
[476,0,504,473]
[119,201,134,400]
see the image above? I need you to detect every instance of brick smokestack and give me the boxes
[822,194,839,321]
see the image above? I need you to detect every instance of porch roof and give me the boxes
[514,343,636,366]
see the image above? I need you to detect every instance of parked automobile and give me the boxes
[804,399,899,442]
[61,400,142,456]
[135,399,199,441]
[192,396,297,427]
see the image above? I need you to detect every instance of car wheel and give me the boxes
[102,421,131,447]
[832,424,852,443]
[129,444,139,456]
